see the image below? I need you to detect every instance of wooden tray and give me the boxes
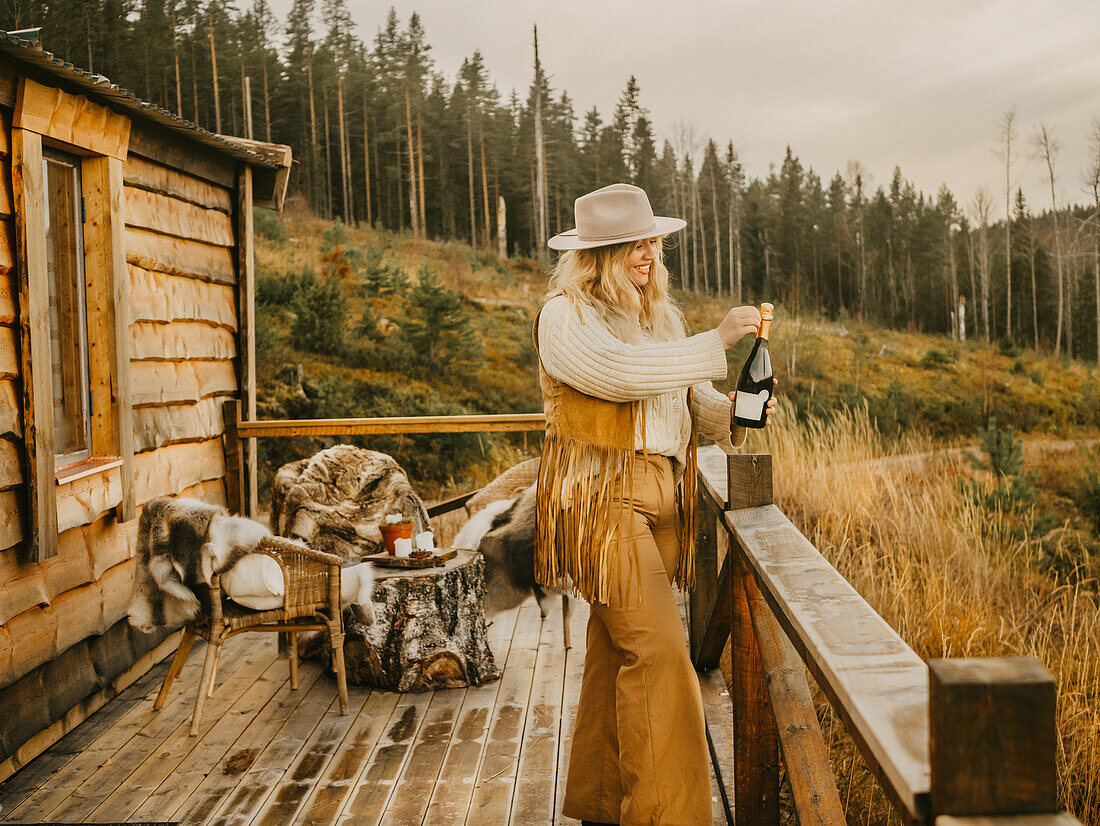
[365,548,459,568]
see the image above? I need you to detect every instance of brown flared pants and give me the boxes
[562,454,711,826]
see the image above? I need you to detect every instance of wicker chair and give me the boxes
[154,535,349,736]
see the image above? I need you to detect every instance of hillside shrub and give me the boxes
[290,270,347,356]
[959,418,1054,542]
[361,244,408,296]
[254,207,287,243]
[400,265,483,379]
[921,347,952,368]
[1077,468,1100,535]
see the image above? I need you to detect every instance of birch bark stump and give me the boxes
[335,550,500,692]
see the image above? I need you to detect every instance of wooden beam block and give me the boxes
[728,454,773,510]
[131,397,226,453]
[127,120,236,188]
[123,185,234,246]
[732,553,779,825]
[125,227,235,285]
[13,77,130,159]
[929,657,1058,816]
[82,154,135,522]
[0,489,23,552]
[11,127,57,560]
[0,216,15,272]
[128,265,237,329]
[0,379,20,440]
[0,323,18,379]
[123,155,232,212]
[0,269,17,324]
[237,166,257,518]
[0,432,19,490]
[55,465,122,534]
[129,321,236,361]
[133,437,226,505]
[129,360,237,407]
[748,587,846,825]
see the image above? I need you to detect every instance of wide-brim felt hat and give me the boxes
[548,183,687,250]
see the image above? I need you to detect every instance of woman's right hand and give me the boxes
[716,306,762,348]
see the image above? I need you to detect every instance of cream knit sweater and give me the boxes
[537,295,747,467]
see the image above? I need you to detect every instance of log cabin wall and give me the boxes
[0,51,275,778]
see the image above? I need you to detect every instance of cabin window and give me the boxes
[42,149,91,467]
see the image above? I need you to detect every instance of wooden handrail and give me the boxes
[236,412,546,438]
[691,447,1081,825]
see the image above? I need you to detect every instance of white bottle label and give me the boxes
[735,389,770,420]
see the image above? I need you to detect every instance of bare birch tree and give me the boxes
[1087,118,1100,367]
[971,187,994,342]
[995,108,1016,338]
[1032,123,1066,355]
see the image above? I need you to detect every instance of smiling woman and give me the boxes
[532,183,777,825]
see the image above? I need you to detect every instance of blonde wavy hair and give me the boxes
[546,238,686,343]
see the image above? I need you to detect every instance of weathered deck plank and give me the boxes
[81,638,279,822]
[3,635,247,823]
[421,603,519,822]
[338,689,433,823]
[511,607,567,825]
[170,661,326,825]
[0,593,734,825]
[249,684,373,826]
[293,688,400,826]
[464,599,542,824]
[555,597,590,824]
[202,670,337,826]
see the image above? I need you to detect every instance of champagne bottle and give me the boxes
[733,303,774,429]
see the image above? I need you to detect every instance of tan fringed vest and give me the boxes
[532,307,698,606]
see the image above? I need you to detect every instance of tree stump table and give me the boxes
[338,550,500,692]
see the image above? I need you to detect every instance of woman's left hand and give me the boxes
[729,378,779,425]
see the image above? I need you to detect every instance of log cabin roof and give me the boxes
[0,29,284,171]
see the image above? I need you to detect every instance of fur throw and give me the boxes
[128,497,376,633]
[458,484,567,617]
[128,497,265,632]
[271,445,430,559]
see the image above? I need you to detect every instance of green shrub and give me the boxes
[970,417,1024,477]
[361,245,408,296]
[998,335,1019,357]
[921,347,952,368]
[400,265,483,379]
[290,271,347,356]
[253,207,286,243]
[1076,468,1100,535]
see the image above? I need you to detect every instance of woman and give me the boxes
[534,183,776,825]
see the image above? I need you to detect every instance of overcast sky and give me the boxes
[266,0,1100,212]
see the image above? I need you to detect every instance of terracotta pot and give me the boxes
[379,522,413,555]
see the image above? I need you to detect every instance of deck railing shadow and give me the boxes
[222,403,1083,826]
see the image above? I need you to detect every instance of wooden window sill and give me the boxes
[55,456,123,486]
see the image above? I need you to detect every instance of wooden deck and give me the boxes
[0,596,733,825]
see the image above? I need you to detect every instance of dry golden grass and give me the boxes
[740,401,1100,822]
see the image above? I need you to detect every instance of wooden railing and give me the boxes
[221,405,1082,824]
[692,447,1081,825]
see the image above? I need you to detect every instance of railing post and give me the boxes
[690,487,724,666]
[929,657,1058,817]
[222,398,245,515]
[728,453,780,826]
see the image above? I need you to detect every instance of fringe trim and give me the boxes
[534,431,638,605]
[534,406,698,605]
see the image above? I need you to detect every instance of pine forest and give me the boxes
[6,0,1100,365]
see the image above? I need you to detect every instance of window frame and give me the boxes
[12,77,134,561]
[41,146,94,469]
